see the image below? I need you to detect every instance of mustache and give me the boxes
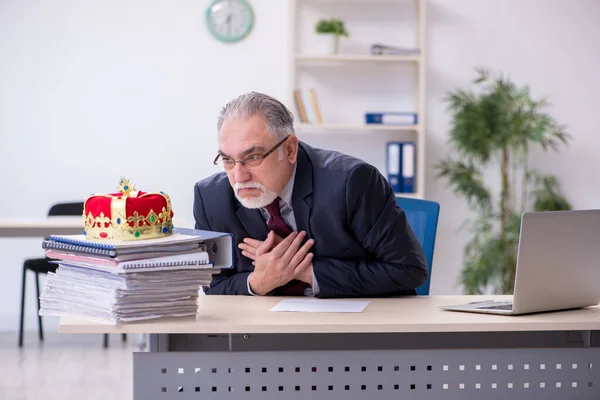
[234,182,265,192]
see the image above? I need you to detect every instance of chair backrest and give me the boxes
[48,202,84,217]
[396,196,440,295]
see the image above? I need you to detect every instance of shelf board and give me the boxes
[295,123,420,133]
[299,0,406,3]
[295,54,421,63]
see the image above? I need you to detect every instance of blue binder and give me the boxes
[387,142,402,192]
[366,112,418,125]
[386,141,416,193]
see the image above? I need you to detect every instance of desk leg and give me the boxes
[135,331,600,400]
[149,333,169,352]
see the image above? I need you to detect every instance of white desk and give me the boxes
[0,217,83,238]
[60,295,600,399]
[0,217,193,238]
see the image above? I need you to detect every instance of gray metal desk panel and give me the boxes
[59,295,600,399]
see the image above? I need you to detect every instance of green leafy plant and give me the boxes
[436,67,572,295]
[315,18,349,37]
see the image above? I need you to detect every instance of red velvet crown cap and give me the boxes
[83,178,174,242]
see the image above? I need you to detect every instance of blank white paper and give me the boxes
[270,299,370,313]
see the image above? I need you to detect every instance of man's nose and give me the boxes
[233,162,251,183]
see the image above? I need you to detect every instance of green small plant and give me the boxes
[315,18,349,37]
[435,66,572,295]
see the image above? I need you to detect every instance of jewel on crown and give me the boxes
[82,178,174,242]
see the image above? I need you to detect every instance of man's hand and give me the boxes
[294,261,314,285]
[239,234,284,261]
[246,231,314,295]
[240,231,316,287]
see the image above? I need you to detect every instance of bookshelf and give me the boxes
[288,0,427,200]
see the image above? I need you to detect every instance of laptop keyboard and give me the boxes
[480,304,513,310]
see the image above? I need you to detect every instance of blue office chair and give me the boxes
[396,196,440,295]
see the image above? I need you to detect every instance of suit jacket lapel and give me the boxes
[292,144,314,236]
[236,206,269,240]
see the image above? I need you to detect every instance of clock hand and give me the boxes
[226,13,232,36]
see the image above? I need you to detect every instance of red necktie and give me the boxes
[265,197,292,238]
[265,197,306,296]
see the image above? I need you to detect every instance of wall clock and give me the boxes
[206,0,254,43]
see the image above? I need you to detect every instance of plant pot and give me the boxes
[315,33,339,55]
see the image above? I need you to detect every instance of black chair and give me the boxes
[18,202,126,348]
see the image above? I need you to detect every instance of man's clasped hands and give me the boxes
[238,231,314,295]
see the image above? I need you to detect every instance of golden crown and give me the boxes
[82,178,174,242]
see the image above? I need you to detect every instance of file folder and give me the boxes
[386,141,416,193]
[173,227,234,269]
[366,112,418,125]
[387,142,402,192]
[402,142,415,193]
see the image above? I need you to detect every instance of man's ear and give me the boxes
[285,135,299,163]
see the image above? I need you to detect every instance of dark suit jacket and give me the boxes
[193,141,428,298]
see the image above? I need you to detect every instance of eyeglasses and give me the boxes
[213,136,290,171]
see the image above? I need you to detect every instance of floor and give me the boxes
[0,331,140,400]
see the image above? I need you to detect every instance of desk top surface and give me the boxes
[0,217,83,237]
[58,295,600,335]
[0,217,82,228]
[0,217,191,238]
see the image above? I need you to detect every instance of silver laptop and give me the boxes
[440,209,600,315]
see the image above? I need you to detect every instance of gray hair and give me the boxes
[217,91,295,141]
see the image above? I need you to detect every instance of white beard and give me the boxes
[234,182,278,209]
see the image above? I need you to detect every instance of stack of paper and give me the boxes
[38,228,232,325]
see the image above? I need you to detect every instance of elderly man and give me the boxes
[193,91,427,297]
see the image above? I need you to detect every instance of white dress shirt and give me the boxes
[247,164,319,296]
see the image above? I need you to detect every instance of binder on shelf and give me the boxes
[294,89,323,125]
[387,141,416,193]
[366,112,418,125]
[401,142,415,193]
[294,90,309,123]
[387,142,402,193]
[308,89,323,124]
[370,44,421,56]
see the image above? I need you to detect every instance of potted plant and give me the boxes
[315,18,349,55]
[435,67,572,295]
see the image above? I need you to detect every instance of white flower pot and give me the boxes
[315,33,339,55]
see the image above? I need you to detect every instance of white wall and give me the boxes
[0,0,292,333]
[425,0,600,296]
[1,0,599,332]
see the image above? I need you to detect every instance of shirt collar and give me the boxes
[279,163,297,207]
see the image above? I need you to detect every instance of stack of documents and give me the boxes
[38,228,232,324]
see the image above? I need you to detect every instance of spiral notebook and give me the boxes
[44,232,207,256]
[42,239,202,258]
[56,252,213,273]
[46,249,212,269]
[48,232,205,248]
